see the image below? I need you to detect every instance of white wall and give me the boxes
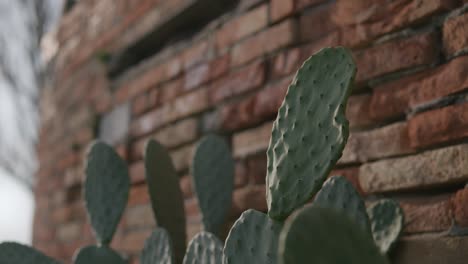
[0,168,34,244]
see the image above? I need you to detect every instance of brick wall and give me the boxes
[35,0,468,263]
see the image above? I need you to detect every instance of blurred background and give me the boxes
[0,0,62,244]
[1,0,468,263]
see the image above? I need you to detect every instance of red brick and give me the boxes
[246,154,267,184]
[401,198,453,233]
[184,63,210,91]
[159,78,183,103]
[296,0,327,10]
[180,175,193,199]
[346,94,373,129]
[408,56,468,107]
[453,187,468,226]
[233,122,272,158]
[271,0,295,22]
[230,185,267,217]
[132,93,149,115]
[125,204,155,229]
[336,0,458,47]
[330,167,363,194]
[171,144,195,172]
[354,32,438,82]
[210,61,266,103]
[183,40,210,70]
[184,198,200,219]
[408,102,468,149]
[443,13,468,57]
[216,5,268,50]
[341,122,413,164]
[300,6,337,42]
[209,54,230,80]
[235,161,249,188]
[271,48,301,79]
[129,161,145,184]
[128,184,150,206]
[231,19,298,67]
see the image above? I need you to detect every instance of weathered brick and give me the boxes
[180,175,193,199]
[408,56,468,107]
[453,186,468,227]
[271,0,295,22]
[216,4,268,50]
[230,185,267,217]
[336,0,458,47]
[231,19,297,67]
[210,61,266,103]
[346,94,373,129]
[296,0,327,10]
[300,5,336,42]
[271,48,301,79]
[233,122,272,158]
[246,153,267,184]
[57,222,81,242]
[400,198,453,233]
[340,122,412,164]
[393,237,468,264]
[209,54,230,80]
[183,40,211,70]
[125,204,155,229]
[128,184,150,206]
[132,93,149,115]
[408,103,468,149]
[129,161,145,183]
[114,229,151,253]
[183,63,210,91]
[171,144,195,172]
[130,88,209,138]
[330,167,362,194]
[443,13,468,57]
[359,144,468,193]
[354,32,438,82]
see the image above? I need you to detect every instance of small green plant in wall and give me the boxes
[0,47,404,263]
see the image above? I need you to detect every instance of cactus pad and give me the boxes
[267,47,356,220]
[313,176,371,233]
[183,232,223,264]
[0,242,59,264]
[192,135,234,235]
[140,228,173,264]
[73,245,126,264]
[224,209,283,264]
[144,139,186,263]
[279,206,389,264]
[367,199,404,254]
[84,141,130,245]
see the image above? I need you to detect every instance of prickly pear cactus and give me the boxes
[224,210,283,264]
[368,199,404,254]
[267,47,356,220]
[279,206,389,264]
[192,134,234,236]
[144,139,186,264]
[313,176,371,234]
[73,245,126,264]
[140,228,173,264]
[84,141,130,245]
[0,242,60,264]
[183,232,223,264]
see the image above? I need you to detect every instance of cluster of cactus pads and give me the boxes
[0,47,404,263]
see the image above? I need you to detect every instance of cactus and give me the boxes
[74,246,126,264]
[0,242,59,264]
[191,135,234,236]
[223,210,283,264]
[313,176,371,234]
[266,47,356,220]
[140,228,173,264]
[144,139,186,263]
[183,232,223,264]
[84,141,130,245]
[367,199,404,254]
[279,206,389,264]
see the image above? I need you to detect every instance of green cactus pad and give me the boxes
[183,232,223,264]
[367,199,404,254]
[0,242,60,264]
[140,228,173,264]
[313,176,371,234]
[144,139,186,263]
[266,47,356,220]
[279,206,389,264]
[84,141,130,245]
[224,209,283,264]
[73,245,126,264]
[192,134,234,236]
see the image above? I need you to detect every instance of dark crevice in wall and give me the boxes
[107,0,238,78]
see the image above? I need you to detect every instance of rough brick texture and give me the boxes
[35,0,468,262]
